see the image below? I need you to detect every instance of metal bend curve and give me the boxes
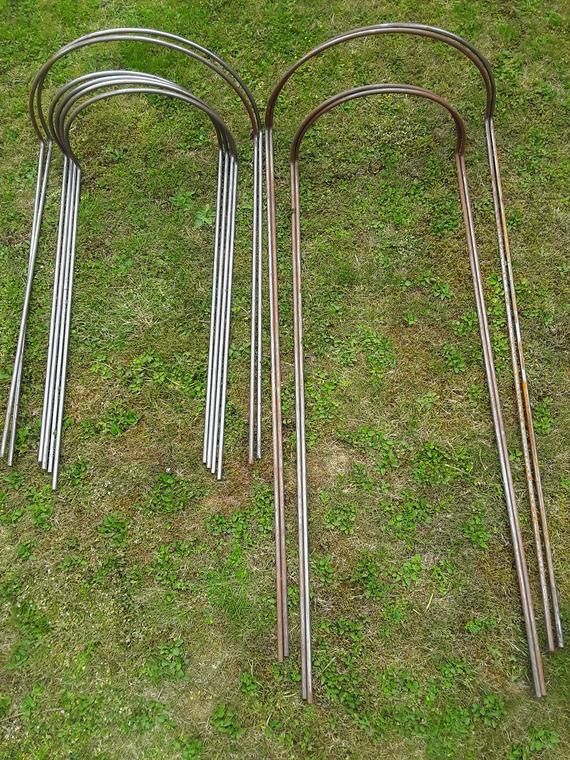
[60,85,237,164]
[291,84,466,161]
[69,27,261,124]
[49,73,232,160]
[30,30,259,141]
[266,23,495,127]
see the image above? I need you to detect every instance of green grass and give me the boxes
[1,0,569,757]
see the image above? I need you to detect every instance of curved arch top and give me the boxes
[30,28,261,141]
[45,72,237,163]
[290,83,467,160]
[266,23,495,127]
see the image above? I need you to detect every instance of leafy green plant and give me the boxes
[139,472,205,515]
[471,693,506,728]
[27,487,53,528]
[313,555,335,585]
[393,554,422,587]
[324,498,357,535]
[352,552,384,598]
[442,343,466,374]
[462,512,491,549]
[534,398,553,434]
[211,703,243,738]
[99,513,128,545]
[144,640,186,682]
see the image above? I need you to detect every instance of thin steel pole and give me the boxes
[290,156,312,702]
[41,157,72,469]
[204,148,225,462]
[256,130,264,460]
[265,127,289,663]
[211,156,236,473]
[208,151,231,470]
[2,141,52,462]
[217,157,239,478]
[47,158,76,473]
[51,163,80,488]
[39,157,68,463]
[249,136,259,463]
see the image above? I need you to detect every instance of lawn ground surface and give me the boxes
[0,1,569,758]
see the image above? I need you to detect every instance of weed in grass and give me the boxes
[357,326,396,378]
[0,694,10,718]
[533,397,553,435]
[240,671,262,697]
[144,640,186,683]
[173,737,204,759]
[194,204,216,228]
[170,189,195,211]
[9,601,50,669]
[430,559,457,595]
[508,728,560,759]
[211,703,243,738]
[150,544,191,591]
[387,494,436,541]
[462,510,491,549]
[442,342,466,374]
[82,404,140,438]
[16,539,34,560]
[413,441,472,486]
[99,513,128,545]
[27,487,53,528]
[127,699,172,732]
[313,554,335,586]
[471,693,506,728]
[66,457,88,486]
[138,472,206,515]
[465,616,497,635]
[352,552,384,599]
[393,554,423,587]
[323,493,357,536]
[341,426,398,473]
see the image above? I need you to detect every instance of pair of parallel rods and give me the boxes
[2,29,263,485]
[265,24,562,702]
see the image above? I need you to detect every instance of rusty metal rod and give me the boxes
[265,23,562,682]
[287,83,546,702]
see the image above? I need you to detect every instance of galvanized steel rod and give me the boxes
[46,79,236,482]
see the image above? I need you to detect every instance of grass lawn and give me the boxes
[0,0,568,757]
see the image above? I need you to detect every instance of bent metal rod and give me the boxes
[2,29,263,479]
[4,68,238,489]
[265,24,561,700]
[288,83,545,702]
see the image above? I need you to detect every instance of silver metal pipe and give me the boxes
[47,158,76,473]
[41,157,72,470]
[249,136,259,463]
[2,140,52,463]
[210,156,236,473]
[256,130,264,460]
[217,157,239,478]
[204,148,225,462]
[51,163,81,488]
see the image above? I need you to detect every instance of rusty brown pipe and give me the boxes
[289,83,546,702]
